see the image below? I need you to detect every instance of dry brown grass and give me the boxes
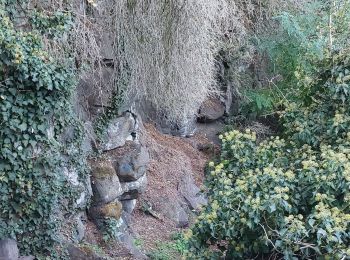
[27,0,308,125]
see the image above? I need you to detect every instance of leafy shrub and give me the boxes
[241,0,350,117]
[185,48,350,260]
[239,88,275,118]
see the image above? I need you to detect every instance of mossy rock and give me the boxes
[100,201,123,219]
[90,160,123,204]
[89,201,123,221]
[90,160,116,179]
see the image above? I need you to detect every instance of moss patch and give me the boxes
[100,201,123,219]
[90,160,116,179]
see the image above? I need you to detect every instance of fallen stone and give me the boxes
[198,97,225,122]
[178,174,207,210]
[120,174,147,200]
[90,160,123,204]
[99,113,136,151]
[158,198,189,228]
[0,239,19,260]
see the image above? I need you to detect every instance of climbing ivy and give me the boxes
[0,2,88,257]
[94,74,128,142]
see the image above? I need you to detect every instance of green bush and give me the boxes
[241,0,350,117]
[185,53,350,259]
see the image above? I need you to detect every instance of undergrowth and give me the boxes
[148,232,186,260]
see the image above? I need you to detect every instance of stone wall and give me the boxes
[64,66,150,258]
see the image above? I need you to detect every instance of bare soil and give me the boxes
[129,123,220,253]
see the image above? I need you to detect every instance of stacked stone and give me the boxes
[88,112,149,240]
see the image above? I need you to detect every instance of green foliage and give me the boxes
[94,76,127,142]
[148,233,186,260]
[242,0,350,117]
[0,3,87,257]
[185,52,350,259]
[30,11,73,39]
[189,85,350,259]
[102,218,124,242]
[134,238,144,248]
[240,88,275,118]
[187,133,350,258]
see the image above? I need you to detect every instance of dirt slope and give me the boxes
[130,123,220,254]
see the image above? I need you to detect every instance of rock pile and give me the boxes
[88,112,149,245]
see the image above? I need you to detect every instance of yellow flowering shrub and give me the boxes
[185,56,350,259]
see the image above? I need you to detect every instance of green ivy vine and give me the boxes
[0,2,88,258]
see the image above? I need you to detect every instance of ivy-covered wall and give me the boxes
[0,2,89,257]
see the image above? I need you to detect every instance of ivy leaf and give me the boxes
[18,122,27,131]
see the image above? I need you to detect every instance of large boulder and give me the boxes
[178,175,207,210]
[198,97,225,122]
[90,160,123,204]
[98,113,136,151]
[0,239,19,260]
[119,232,148,259]
[109,142,149,182]
[120,174,148,200]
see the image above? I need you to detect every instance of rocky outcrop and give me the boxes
[136,100,197,137]
[120,174,148,200]
[109,141,150,182]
